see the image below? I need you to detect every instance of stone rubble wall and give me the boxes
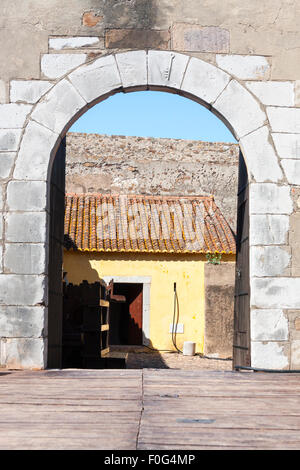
[65,133,239,231]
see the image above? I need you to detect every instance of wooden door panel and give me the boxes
[233,151,250,368]
[128,284,143,345]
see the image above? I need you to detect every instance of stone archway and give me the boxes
[2,50,296,369]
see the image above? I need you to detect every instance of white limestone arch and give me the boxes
[4,50,295,370]
[13,50,284,185]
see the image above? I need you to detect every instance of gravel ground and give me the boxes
[126,351,232,370]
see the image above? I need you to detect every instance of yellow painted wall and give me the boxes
[63,251,234,353]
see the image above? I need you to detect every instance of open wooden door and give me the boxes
[48,138,66,368]
[233,150,250,369]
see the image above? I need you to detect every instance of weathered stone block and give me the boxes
[0,274,47,306]
[41,54,87,79]
[0,337,47,369]
[172,23,230,53]
[0,216,2,241]
[4,244,47,274]
[0,80,7,104]
[249,183,293,214]
[6,212,48,243]
[10,80,53,104]
[250,246,290,277]
[251,309,288,341]
[148,50,189,90]
[0,305,46,337]
[181,57,230,104]
[291,340,300,369]
[0,104,32,129]
[286,310,300,341]
[281,159,300,185]
[251,341,289,369]
[69,55,122,104]
[214,80,266,139]
[13,120,60,181]
[0,152,15,179]
[105,29,170,50]
[240,126,282,182]
[49,37,101,50]
[289,212,300,276]
[116,51,147,89]
[0,129,22,151]
[245,81,294,106]
[295,80,300,107]
[250,214,289,245]
[267,107,300,133]
[204,262,234,358]
[272,133,300,159]
[7,181,47,211]
[0,244,2,273]
[31,79,86,136]
[216,55,270,80]
[251,277,300,309]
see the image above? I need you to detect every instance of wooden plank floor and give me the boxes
[1,369,300,449]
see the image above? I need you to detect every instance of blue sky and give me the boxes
[69,90,236,143]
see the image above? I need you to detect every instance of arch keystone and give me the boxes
[148,50,189,90]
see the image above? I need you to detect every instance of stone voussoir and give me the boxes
[239,125,283,183]
[68,54,122,104]
[115,50,147,89]
[213,79,266,139]
[13,120,61,181]
[181,56,230,105]
[31,79,87,136]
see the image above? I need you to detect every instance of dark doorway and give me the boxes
[109,283,143,346]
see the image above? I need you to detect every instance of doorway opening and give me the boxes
[109,283,143,346]
[47,89,248,371]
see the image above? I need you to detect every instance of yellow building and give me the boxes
[63,194,236,355]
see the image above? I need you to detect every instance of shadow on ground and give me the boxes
[126,351,233,370]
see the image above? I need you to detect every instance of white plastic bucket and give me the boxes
[183,341,196,356]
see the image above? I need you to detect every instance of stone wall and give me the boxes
[1,1,300,369]
[204,262,235,359]
[66,133,239,231]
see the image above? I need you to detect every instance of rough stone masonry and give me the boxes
[65,133,239,232]
[1,1,300,370]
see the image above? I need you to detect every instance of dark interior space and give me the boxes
[109,283,143,346]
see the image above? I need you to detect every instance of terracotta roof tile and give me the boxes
[64,193,236,254]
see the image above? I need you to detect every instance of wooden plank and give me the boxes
[138,427,300,449]
[0,437,137,450]
[140,413,300,430]
[1,369,300,450]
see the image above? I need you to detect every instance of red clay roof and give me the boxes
[64,193,236,254]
